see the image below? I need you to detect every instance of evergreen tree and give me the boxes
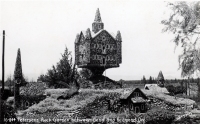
[142,76,147,85]
[38,47,79,88]
[149,76,153,84]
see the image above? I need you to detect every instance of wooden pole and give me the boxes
[188,77,190,96]
[1,30,5,124]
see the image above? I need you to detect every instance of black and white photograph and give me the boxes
[1,0,200,124]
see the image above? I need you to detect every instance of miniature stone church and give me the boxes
[75,8,122,77]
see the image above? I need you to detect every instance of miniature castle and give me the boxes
[75,8,122,77]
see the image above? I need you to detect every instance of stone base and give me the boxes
[89,75,122,89]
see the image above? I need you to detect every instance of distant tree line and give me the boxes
[141,76,157,85]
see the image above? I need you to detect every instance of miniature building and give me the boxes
[144,84,169,94]
[157,71,165,87]
[75,8,122,76]
[120,88,149,113]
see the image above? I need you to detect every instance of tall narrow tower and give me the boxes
[14,48,22,109]
[92,8,104,33]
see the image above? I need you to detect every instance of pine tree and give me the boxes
[39,46,79,88]
[149,76,153,84]
[143,76,147,85]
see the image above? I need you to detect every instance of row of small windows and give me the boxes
[130,104,145,111]
[92,44,116,49]
[92,55,116,60]
[134,92,140,97]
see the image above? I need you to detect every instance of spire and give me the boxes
[157,71,164,81]
[92,8,104,33]
[116,31,122,41]
[75,34,80,43]
[14,48,22,79]
[94,8,102,22]
[86,28,92,39]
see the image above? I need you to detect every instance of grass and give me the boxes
[20,82,48,96]
[19,87,198,123]
[142,89,195,106]
[21,88,123,117]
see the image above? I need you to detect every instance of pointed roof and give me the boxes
[116,31,122,41]
[144,84,169,94]
[120,88,148,99]
[94,8,102,22]
[81,29,115,39]
[75,34,80,43]
[157,71,164,80]
[85,28,92,39]
[14,48,22,79]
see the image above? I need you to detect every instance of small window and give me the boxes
[106,56,109,60]
[25,101,29,108]
[134,92,137,97]
[99,25,101,28]
[102,36,106,41]
[130,103,134,110]
[141,104,144,110]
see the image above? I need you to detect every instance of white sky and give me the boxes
[0,0,184,81]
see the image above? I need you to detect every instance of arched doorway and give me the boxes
[135,106,140,113]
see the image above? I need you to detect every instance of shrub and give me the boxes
[20,82,48,96]
[2,101,20,124]
[145,107,175,124]
[166,85,186,95]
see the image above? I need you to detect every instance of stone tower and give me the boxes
[14,48,22,109]
[75,8,122,83]
[92,8,104,33]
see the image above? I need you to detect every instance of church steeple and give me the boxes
[94,8,102,22]
[92,8,104,33]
